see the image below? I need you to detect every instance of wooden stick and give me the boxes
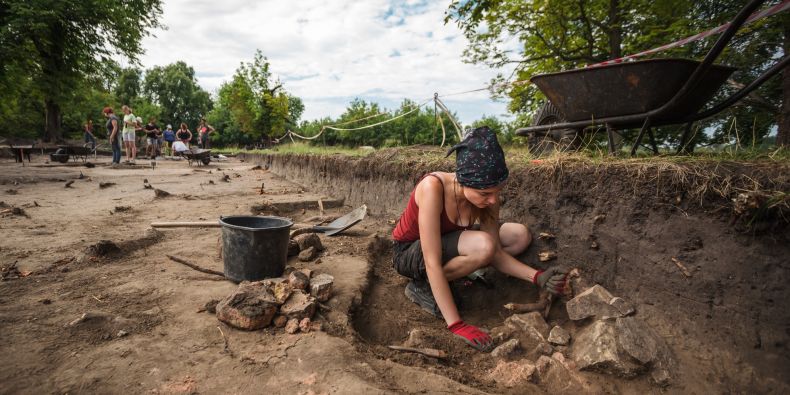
[387,345,447,359]
[152,221,220,228]
[217,326,230,353]
[167,255,225,277]
[318,198,324,217]
[671,257,692,278]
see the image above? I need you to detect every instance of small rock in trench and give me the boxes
[154,188,171,198]
[293,233,323,252]
[288,271,310,290]
[273,315,288,328]
[299,317,312,333]
[491,339,521,360]
[204,299,219,314]
[298,246,319,262]
[284,318,299,334]
[547,326,571,346]
[99,182,115,189]
[309,273,334,302]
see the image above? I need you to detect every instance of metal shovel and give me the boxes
[290,204,367,237]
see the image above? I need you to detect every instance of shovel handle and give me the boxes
[151,221,220,228]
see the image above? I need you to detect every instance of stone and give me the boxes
[309,273,334,302]
[491,339,521,360]
[571,316,673,381]
[505,312,550,338]
[287,240,300,256]
[284,318,299,334]
[535,342,554,356]
[572,319,642,377]
[279,290,317,320]
[299,317,312,333]
[487,359,536,388]
[615,316,674,382]
[272,281,293,305]
[116,330,129,338]
[293,233,324,251]
[273,315,288,328]
[300,268,313,279]
[215,282,279,330]
[298,246,319,262]
[609,297,635,316]
[288,271,310,290]
[566,285,633,321]
[548,326,571,346]
[534,355,590,393]
[490,325,517,344]
[310,322,323,332]
[204,299,219,314]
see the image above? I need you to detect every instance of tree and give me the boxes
[206,51,302,145]
[115,67,143,106]
[142,61,212,129]
[0,0,164,141]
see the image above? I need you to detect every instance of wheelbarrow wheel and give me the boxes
[201,156,211,165]
[529,102,582,156]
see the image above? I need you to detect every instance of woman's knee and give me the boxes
[500,223,531,255]
[459,231,497,267]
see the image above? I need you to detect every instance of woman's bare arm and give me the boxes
[416,176,460,325]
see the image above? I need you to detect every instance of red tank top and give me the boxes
[392,173,469,242]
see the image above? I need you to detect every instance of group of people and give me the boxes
[94,105,215,165]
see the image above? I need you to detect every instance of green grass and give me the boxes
[212,142,790,165]
[212,142,374,157]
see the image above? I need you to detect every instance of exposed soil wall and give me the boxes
[241,150,790,390]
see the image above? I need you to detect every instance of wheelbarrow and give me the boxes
[182,148,212,166]
[516,0,790,156]
[50,145,91,163]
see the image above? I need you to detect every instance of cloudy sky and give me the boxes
[138,0,515,125]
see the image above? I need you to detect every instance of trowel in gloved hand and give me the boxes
[290,204,367,237]
[466,269,493,288]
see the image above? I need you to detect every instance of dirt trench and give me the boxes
[242,150,790,393]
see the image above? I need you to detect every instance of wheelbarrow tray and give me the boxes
[182,149,211,159]
[531,58,736,124]
[182,148,212,165]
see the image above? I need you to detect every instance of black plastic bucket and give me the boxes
[219,216,293,282]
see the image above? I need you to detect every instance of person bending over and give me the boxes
[392,126,567,352]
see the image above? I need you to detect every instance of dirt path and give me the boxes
[0,156,482,394]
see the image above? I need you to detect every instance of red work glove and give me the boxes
[533,267,568,295]
[448,320,493,352]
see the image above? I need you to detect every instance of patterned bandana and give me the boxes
[445,126,509,189]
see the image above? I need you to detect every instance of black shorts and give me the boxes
[392,230,465,280]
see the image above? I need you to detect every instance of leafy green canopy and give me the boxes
[207,51,303,146]
[0,0,164,141]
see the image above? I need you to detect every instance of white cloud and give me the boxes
[139,0,515,125]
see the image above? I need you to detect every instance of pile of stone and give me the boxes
[215,270,334,334]
[486,284,674,389]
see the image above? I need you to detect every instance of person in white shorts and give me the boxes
[121,105,138,163]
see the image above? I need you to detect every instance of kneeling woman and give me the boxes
[392,127,567,352]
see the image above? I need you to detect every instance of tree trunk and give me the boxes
[44,98,62,142]
[777,19,790,147]
[608,0,622,59]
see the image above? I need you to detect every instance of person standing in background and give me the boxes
[83,120,96,150]
[144,117,161,159]
[121,105,137,164]
[197,118,215,149]
[163,124,175,156]
[103,107,121,165]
